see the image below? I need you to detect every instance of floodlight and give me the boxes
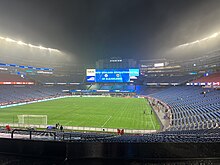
[0,35,61,53]
[210,32,218,38]
[192,40,199,44]
[5,38,16,42]
[17,41,27,45]
[176,31,220,48]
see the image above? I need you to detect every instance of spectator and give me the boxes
[117,129,121,135]
[6,125,11,131]
[121,129,124,135]
[60,125,63,132]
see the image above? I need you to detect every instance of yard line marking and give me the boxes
[65,121,72,125]
[102,116,112,127]
[150,114,156,130]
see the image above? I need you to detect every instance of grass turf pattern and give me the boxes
[0,97,160,130]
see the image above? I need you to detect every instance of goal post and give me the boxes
[17,115,47,125]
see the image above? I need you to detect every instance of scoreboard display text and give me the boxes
[86,69,139,83]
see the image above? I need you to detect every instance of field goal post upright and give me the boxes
[17,115,47,126]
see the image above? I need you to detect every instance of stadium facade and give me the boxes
[0,49,220,164]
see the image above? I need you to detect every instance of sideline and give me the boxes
[0,123,157,134]
[0,95,110,109]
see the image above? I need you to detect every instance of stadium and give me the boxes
[0,0,220,164]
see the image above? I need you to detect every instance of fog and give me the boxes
[0,0,220,65]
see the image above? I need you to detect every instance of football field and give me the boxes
[0,97,160,130]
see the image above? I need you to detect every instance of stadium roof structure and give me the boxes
[0,36,61,53]
[175,32,219,49]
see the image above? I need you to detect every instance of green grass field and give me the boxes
[0,97,160,130]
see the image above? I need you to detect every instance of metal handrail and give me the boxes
[11,129,57,140]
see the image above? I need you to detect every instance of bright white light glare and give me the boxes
[191,40,199,44]
[17,41,27,45]
[210,32,219,38]
[28,44,38,49]
[176,32,220,48]
[5,38,16,43]
[0,36,61,53]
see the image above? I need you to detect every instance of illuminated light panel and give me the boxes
[6,38,16,43]
[0,36,61,53]
[176,32,220,48]
[17,41,27,45]
[210,32,219,38]
[39,46,47,50]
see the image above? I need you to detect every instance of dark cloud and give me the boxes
[0,0,220,63]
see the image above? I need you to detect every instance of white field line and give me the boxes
[150,115,156,130]
[65,121,72,125]
[0,95,110,109]
[101,116,112,127]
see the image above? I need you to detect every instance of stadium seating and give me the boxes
[143,75,195,84]
[100,85,112,90]
[192,72,220,83]
[124,85,135,91]
[106,129,220,143]
[28,74,84,84]
[0,85,68,105]
[1,127,219,143]
[148,86,220,131]
[56,128,220,143]
[0,72,30,82]
[88,84,135,91]
[135,85,167,95]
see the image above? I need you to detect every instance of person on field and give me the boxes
[60,125,63,132]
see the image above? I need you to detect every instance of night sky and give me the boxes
[0,0,220,63]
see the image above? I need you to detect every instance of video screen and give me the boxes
[86,69,139,83]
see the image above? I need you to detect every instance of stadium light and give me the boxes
[210,32,218,38]
[39,46,46,50]
[191,40,199,44]
[28,44,34,47]
[0,35,61,53]
[176,32,220,48]
[17,41,27,46]
[5,38,16,43]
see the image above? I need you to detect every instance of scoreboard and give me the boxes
[86,69,139,83]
